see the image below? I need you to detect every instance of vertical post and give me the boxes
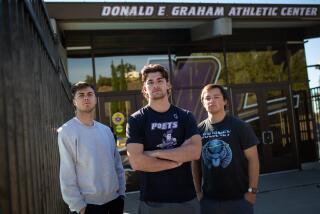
[0,1,11,213]
[222,38,233,114]
[286,42,302,170]
[168,48,174,103]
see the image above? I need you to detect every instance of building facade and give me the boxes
[47,1,320,191]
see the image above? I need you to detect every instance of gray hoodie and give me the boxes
[57,117,125,212]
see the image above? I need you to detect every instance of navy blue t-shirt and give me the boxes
[198,115,259,200]
[126,105,199,202]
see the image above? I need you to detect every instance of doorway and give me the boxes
[97,91,143,191]
[97,91,144,147]
[230,83,299,173]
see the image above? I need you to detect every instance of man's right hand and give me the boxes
[79,207,86,214]
[196,192,203,201]
[145,151,182,168]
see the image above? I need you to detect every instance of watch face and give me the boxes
[248,187,258,194]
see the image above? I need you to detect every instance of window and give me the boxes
[94,55,169,92]
[227,46,288,84]
[67,58,93,84]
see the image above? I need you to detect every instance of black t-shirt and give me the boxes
[126,105,199,202]
[198,114,259,200]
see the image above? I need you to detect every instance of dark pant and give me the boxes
[139,198,200,214]
[200,196,253,214]
[71,196,124,214]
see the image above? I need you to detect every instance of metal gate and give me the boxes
[309,87,320,160]
[0,1,72,213]
[293,89,318,163]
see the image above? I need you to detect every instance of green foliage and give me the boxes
[111,59,136,92]
[84,75,94,85]
[97,75,111,87]
[84,75,111,91]
[110,60,136,135]
[227,48,307,88]
[290,49,308,90]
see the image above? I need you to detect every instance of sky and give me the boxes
[45,0,320,88]
[305,38,320,88]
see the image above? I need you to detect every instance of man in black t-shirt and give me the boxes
[126,64,202,214]
[192,84,260,214]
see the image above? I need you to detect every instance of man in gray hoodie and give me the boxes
[58,82,125,214]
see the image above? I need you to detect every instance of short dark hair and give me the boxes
[201,84,229,103]
[140,64,171,99]
[141,64,169,83]
[71,82,95,98]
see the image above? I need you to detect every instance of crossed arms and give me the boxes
[127,134,202,172]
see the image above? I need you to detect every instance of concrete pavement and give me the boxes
[255,162,320,214]
[123,162,320,214]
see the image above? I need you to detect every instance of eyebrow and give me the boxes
[205,94,222,98]
[77,91,94,95]
[147,77,164,82]
[155,77,165,81]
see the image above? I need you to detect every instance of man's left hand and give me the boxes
[244,192,256,205]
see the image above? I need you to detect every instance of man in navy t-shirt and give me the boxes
[126,64,202,214]
[193,84,260,214]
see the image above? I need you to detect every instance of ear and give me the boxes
[142,84,147,93]
[142,85,149,98]
[167,82,172,89]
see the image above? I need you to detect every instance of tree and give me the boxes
[84,75,94,85]
[110,60,136,136]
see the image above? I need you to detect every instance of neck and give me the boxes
[76,111,94,126]
[208,111,226,124]
[148,97,171,113]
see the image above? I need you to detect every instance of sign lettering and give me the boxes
[101,5,319,18]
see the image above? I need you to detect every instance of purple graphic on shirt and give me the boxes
[157,129,177,149]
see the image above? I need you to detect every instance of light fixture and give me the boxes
[66,46,92,51]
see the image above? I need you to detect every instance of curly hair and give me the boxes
[140,64,171,99]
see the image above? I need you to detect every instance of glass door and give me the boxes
[231,83,299,173]
[97,93,141,191]
[261,87,298,172]
[98,95,136,148]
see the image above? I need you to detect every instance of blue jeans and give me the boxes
[200,196,253,214]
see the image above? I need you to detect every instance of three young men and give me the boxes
[58,66,260,214]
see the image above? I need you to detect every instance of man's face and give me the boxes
[143,72,170,100]
[202,88,227,115]
[73,87,97,113]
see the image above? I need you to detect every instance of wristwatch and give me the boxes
[248,187,258,194]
